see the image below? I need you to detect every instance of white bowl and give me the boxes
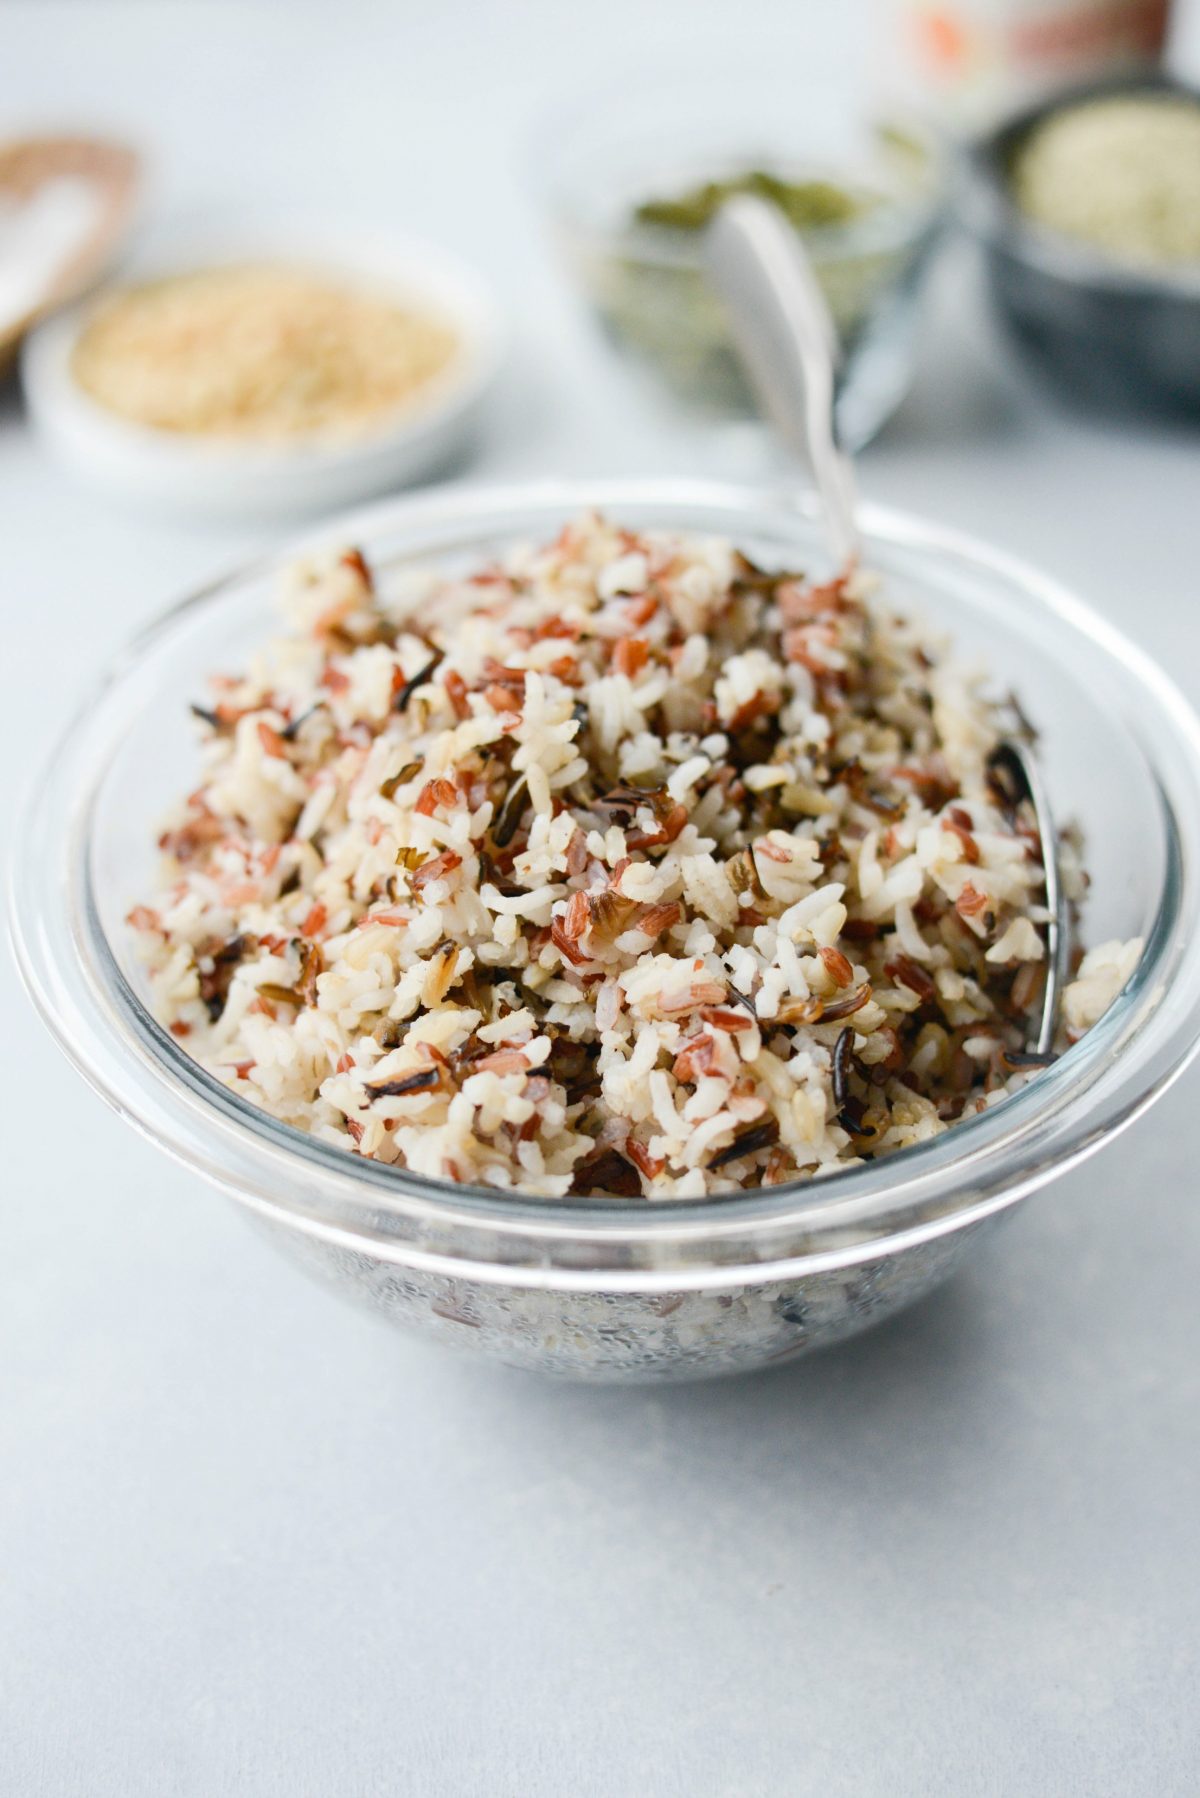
[20,214,506,520]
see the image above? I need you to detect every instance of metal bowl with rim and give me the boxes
[10,480,1200,1381]
[963,73,1200,418]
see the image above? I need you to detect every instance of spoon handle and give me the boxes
[707,196,1066,1054]
[705,194,860,571]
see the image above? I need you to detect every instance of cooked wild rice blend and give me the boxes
[130,516,1139,1197]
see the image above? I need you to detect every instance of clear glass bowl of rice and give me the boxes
[11,479,1200,1382]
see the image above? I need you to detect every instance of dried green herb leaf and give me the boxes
[365,1067,441,1099]
[380,760,422,800]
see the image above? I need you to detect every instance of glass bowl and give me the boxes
[11,479,1200,1382]
[537,79,947,448]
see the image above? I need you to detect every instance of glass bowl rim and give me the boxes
[530,73,949,271]
[10,476,1200,1288]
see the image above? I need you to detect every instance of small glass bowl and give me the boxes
[537,79,947,448]
[10,479,1200,1382]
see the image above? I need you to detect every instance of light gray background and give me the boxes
[3,5,1199,1794]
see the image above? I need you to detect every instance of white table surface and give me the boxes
[3,5,1199,1794]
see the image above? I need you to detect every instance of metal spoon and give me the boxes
[704,195,1065,1053]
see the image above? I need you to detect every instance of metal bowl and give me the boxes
[964,74,1200,419]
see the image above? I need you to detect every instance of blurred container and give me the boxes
[22,212,505,520]
[874,0,1169,132]
[539,79,947,451]
[963,73,1200,416]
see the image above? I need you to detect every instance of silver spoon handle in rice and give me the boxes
[704,194,860,570]
[705,194,1065,1055]
[988,740,1067,1058]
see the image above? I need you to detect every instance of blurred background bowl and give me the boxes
[538,74,948,450]
[964,73,1200,419]
[20,211,506,520]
